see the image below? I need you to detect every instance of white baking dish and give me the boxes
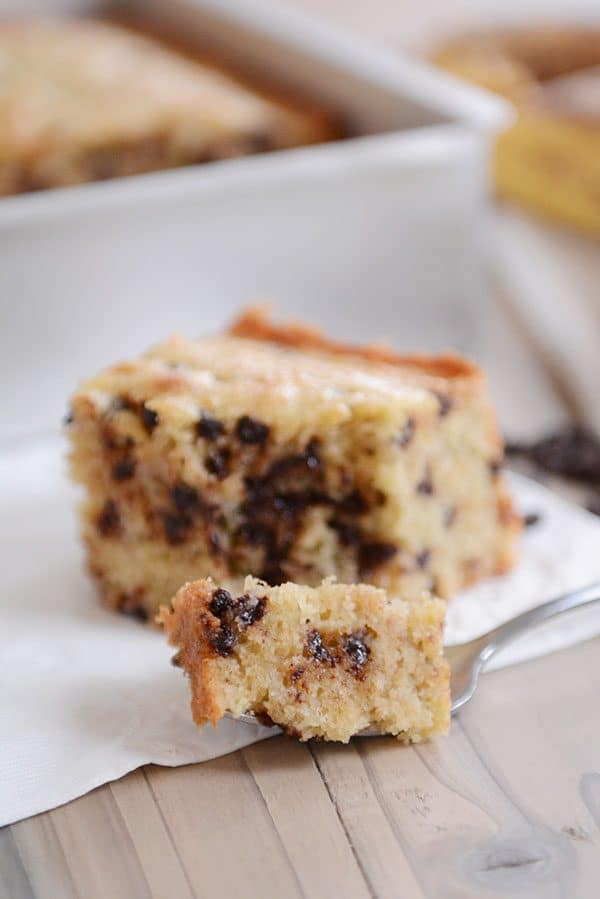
[0,0,511,441]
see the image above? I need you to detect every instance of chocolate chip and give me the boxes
[358,541,397,574]
[236,594,266,628]
[236,415,270,445]
[110,396,134,413]
[506,426,600,483]
[196,413,224,440]
[96,500,121,537]
[434,392,453,417]
[260,563,286,586]
[586,496,600,517]
[171,652,183,668]
[397,417,415,448]
[329,519,362,546]
[209,588,234,619]
[290,666,305,683]
[336,490,368,516]
[141,406,159,433]
[112,458,136,481]
[206,448,230,479]
[161,511,191,545]
[417,469,434,495]
[171,482,200,513]
[63,408,74,426]
[489,458,502,477]
[523,512,541,528]
[122,604,148,622]
[416,549,431,569]
[209,624,237,656]
[444,506,457,528]
[343,632,370,674]
[306,629,336,665]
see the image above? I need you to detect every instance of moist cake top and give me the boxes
[74,308,485,436]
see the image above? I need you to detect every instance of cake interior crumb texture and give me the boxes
[159,577,451,743]
[0,18,336,195]
[67,307,521,621]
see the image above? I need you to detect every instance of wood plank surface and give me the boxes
[3,2,600,898]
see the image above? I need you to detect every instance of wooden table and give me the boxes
[2,4,600,897]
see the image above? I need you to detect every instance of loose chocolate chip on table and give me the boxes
[141,406,159,433]
[586,496,600,517]
[96,500,121,537]
[209,624,237,657]
[196,413,225,440]
[235,415,270,445]
[306,629,336,666]
[343,633,370,673]
[506,426,600,483]
[112,458,136,481]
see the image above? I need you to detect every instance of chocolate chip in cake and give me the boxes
[236,594,266,628]
[109,396,135,414]
[260,562,287,586]
[290,665,305,683]
[489,458,503,477]
[171,482,200,514]
[434,392,453,417]
[206,448,231,480]
[209,588,234,619]
[112,457,136,481]
[122,604,148,622]
[96,500,121,537]
[586,495,600,517]
[306,629,336,666]
[416,548,431,569]
[161,511,191,545]
[444,505,457,528]
[196,413,224,441]
[358,540,397,574]
[329,519,362,546]
[235,415,270,445]
[209,624,237,657]
[336,490,368,516]
[397,417,415,448]
[523,511,542,527]
[417,468,434,495]
[171,652,183,668]
[141,406,159,433]
[343,632,370,675]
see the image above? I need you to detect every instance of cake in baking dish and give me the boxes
[433,27,600,236]
[0,18,336,195]
[159,576,450,742]
[66,307,520,621]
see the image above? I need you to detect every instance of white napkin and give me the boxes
[1,436,599,827]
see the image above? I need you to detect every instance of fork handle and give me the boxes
[478,582,600,668]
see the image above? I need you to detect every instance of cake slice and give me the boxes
[67,306,520,621]
[159,577,450,742]
[0,19,335,195]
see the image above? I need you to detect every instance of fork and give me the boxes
[230,582,600,733]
